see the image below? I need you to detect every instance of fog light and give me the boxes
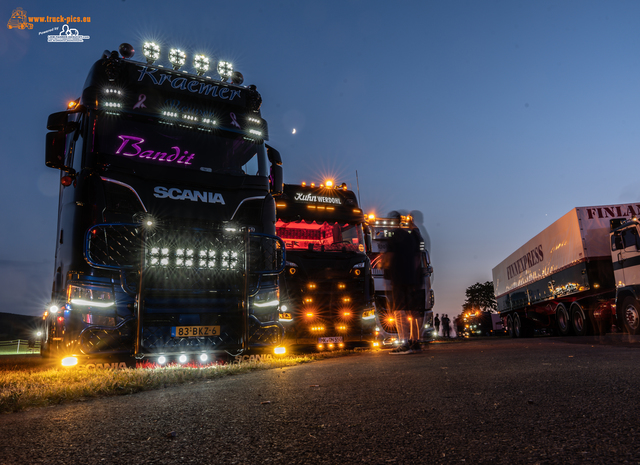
[274,346,286,355]
[200,354,208,362]
[179,354,187,363]
[61,356,78,367]
[158,356,166,365]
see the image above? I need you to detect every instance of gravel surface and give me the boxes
[1,337,639,464]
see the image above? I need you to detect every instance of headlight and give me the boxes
[67,284,114,308]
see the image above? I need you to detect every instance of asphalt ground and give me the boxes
[1,336,639,464]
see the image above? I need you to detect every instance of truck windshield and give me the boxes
[92,113,268,176]
[276,220,364,252]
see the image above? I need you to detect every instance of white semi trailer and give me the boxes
[492,204,640,337]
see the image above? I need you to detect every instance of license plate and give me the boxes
[318,336,343,343]
[171,326,220,337]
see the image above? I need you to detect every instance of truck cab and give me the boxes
[41,43,286,367]
[610,218,640,334]
[275,181,376,349]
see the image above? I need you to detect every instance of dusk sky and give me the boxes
[1,0,639,317]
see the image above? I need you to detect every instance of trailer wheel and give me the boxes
[513,313,524,338]
[555,304,571,336]
[620,297,640,335]
[506,314,515,338]
[571,304,590,337]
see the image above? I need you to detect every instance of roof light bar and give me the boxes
[217,61,233,81]
[169,48,186,70]
[194,54,210,76]
[143,42,160,64]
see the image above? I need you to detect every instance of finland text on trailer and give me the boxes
[367,214,434,344]
[42,43,286,367]
[492,204,640,337]
[275,181,377,349]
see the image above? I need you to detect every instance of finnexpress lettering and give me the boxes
[506,245,544,280]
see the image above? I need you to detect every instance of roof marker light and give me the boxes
[143,42,160,64]
[231,71,244,85]
[169,48,186,70]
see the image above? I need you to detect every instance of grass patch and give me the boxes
[0,350,359,414]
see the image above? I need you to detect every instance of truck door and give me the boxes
[612,226,640,287]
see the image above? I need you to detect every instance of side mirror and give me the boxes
[47,110,80,133]
[45,131,68,170]
[271,164,283,195]
[266,144,283,195]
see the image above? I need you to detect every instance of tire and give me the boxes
[571,304,590,337]
[513,313,523,338]
[506,314,515,338]
[555,303,572,336]
[619,297,640,335]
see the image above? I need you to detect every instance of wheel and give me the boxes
[513,313,523,338]
[555,304,572,336]
[506,314,515,338]
[571,304,590,337]
[619,297,640,335]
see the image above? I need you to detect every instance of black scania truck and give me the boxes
[42,43,286,367]
[275,181,376,350]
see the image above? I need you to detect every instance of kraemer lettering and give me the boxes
[137,66,242,102]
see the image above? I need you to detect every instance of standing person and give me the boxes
[384,211,422,354]
[434,313,440,337]
[442,314,450,338]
